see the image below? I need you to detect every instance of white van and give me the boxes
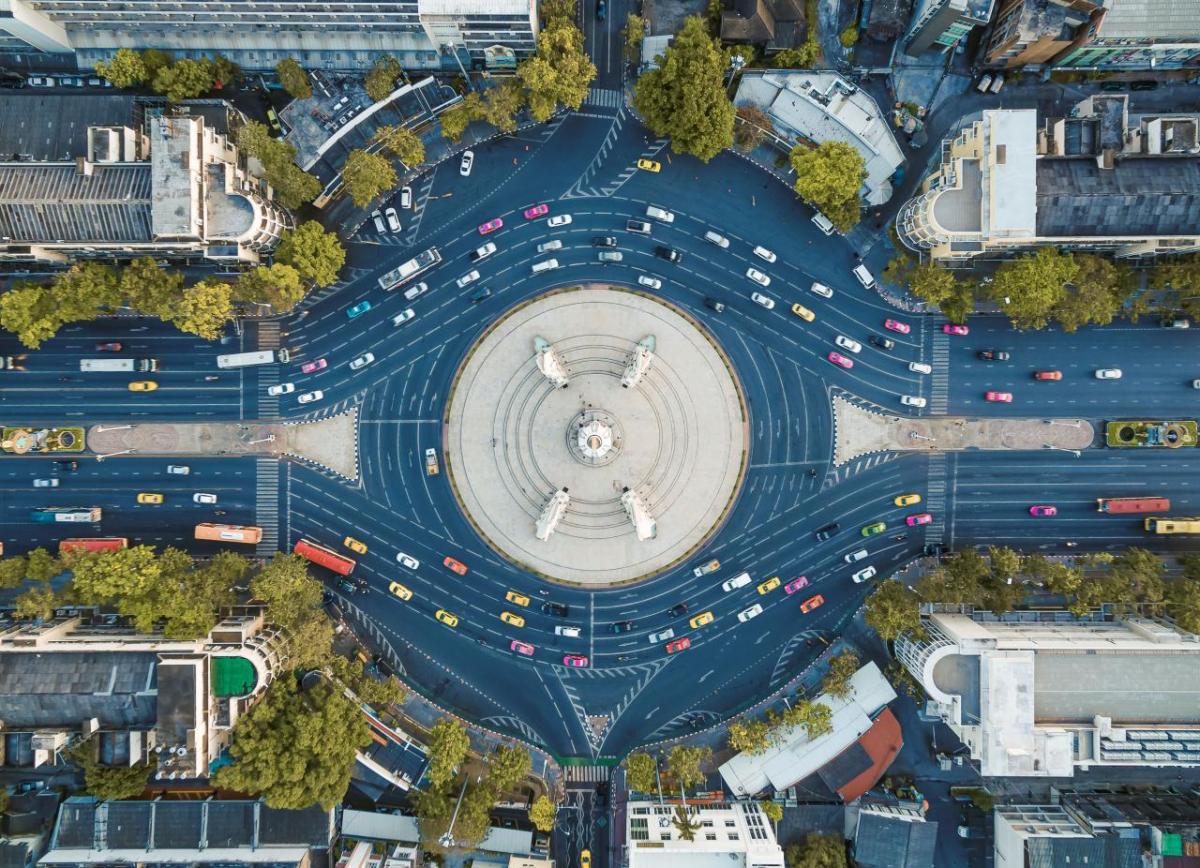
[532,258,560,274]
[538,239,563,253]
[703,230,730,248]
[555,625,581,638]
[989,73,1005,93]
[646,205,675,223]
[976,74,993,93]
[844,548,869,564]
[811,212,836,235]
[852,264,876,288]
[909,361,932,375]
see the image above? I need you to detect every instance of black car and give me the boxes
[977,350,1010,361]
[815,521,839,541]
[704,297,726,313]
[1130,80,1158,91]
[656,246,682,263]
[611,620,635,633]
[869,335,895,351]
[592,236,617,247]
[542,601,570,617]
[668,602,689,617]
[55,459,79,471]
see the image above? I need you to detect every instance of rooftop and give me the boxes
[1035,157,1200,237]
[0,651,158,730]
[985,110,1038,238]
[0,94,137,161]
[854,808,938,868]
[1097,0,1200,39]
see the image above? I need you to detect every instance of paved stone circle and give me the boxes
[445,286,748,585]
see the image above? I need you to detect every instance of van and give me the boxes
[811,212,836,235]
[646,205,675,223]
[532,258,560,273]
[909,361,932,375]
[555,625,581,638]
[989,73,1005,93]
[844,548,869,564]
[976,74,993,93]
[703,230,730,248]
[538,239,563,253]
[852,264,876,288]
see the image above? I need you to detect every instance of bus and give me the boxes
[195,523,263,544]
[378,247,442,291]
[1098,497,1170,514]
[31,508,101,523]
[216,350,276,369]
[293,538,356,575]
[59,537,128,554]
[1144,517,1200,534]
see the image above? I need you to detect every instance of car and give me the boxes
[815,522,839,541]
[757,576,781,594]
[668,603,689,617]
[96,342,122,352]
[852,566,877,583]
[384,208,401,233]
[400,186,412,209]
[869,335,895,351]
[1030,505,1057,517]
[563,654,589,667]
[392,308,417,327]
[459,150,474,176]
[791,303,815,322]
[1130,79,1158,91]
[800,594,824,613]
[33,478,60,488]
[895,493,922,507]
[167,464,190,475]
[543,601,570,617]
[984,391,1013,403]
[471,241,497,262]
[689,611,714,628]
[827,351,853,369]
[547,214,572,227]
[810,282,833,298]
[753,246,777,263]
[909,361,933,374]
[943,324,969,336]
[349,353,375,371]
[665,637,691,654]
[901,395,927,408]
[721,572,751,592]
[784,576,810,595]
[524,204,549,219]
[627,219,652,234]
[1034,370,1063,381]
[704,297,726,313]
[1099,80,1127,91]
[693,559,720,577]
[751,291,776,309]
[977,350,1010,361]
[637,158,661,172]
[128,380,157,391]
[884,319,911,334]
[845,548,868,563]
[137,492,163,504]
[746,267,771,287]
[538,240,563,254]
[649,628,675,643]
[344,536,368,554]
[738,603,763,622]
[611,620,635,633]
[193,493,217,504]
[338,578,363,595]
[638,275,662,289]
[371,210,386,233]
[298,390,324,404]
[401,281,429,300]
[456,270,481,288]
[436,609,459,627]
[593,235,617,247]
[502,590,529,607]
[655,246,682,262]
[346,300,371,319]
[511,640,535,656]
[388,581,413,600]
[301,358,327,374]
[598,251,623,262]
[478,217,504,235]
[835,335,862,354]
[861,521,886,537]
[596,0,605,19]
[907,512,933,526]
[501,611,526,628]
[268,382,296,396]
[1096,368,1122,379]
[443,556,468,576]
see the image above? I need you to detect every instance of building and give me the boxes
[895,611,1200,777]
[905,0,997,54]
[895,97,1200,263]
[852,804,938,868]
[719,0,806,54]
[1053,0,1200,70]
[0,607,284,779]
[336,811,419,868]
[0,0,537,73]
[734,71,905,206]
[625,801,785,868]
[981,0,1103,69]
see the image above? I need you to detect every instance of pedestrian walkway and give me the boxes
[923,453,948,546]
[254,458,280,557]
[565,765,611,785]
[585,87,624,109]
[256,321,281,350]
[930,331,950,414]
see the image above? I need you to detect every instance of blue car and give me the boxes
[347,300,371,319]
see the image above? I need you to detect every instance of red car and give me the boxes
[511,640,535,656]
[985,391,1013,403]
[96,342,123,352]
[563,654,589,667]
[1030,505,1057,517]
[478,217,503,235]
[883,319,910,335]
[800,594,824,614]
[783,576,809,595]
[906,512,933,526]
[443,556,468,576]
[523,204,549,220]
[827,351,853,369]
[301,358,327,374]
[666,637,691,654]
[1034,371,1063,381]
[943,324,969,336]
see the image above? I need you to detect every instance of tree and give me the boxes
[790,141,866,233]
[95,48,147,88]
[341,149,397,208]
[14,583,58,621]
[671,804,702,842]
[234,263,307,313]
[988,247,1079,330]
[275,58,312,99]
[529,795,557,832]
[785,833,848,868]
[760,799,783,823]
[0,556,29,589]
[236,121,320,209]
[140,49,174,81]
[275,221,346,288]
[774,41,820,69]
[1107,547,1166,611]
[784,699,832,739]
[482,78,526,134]
[734,105,773,153]
[121,256,185,319]
[518,20,597,121]
[171,279,233,340]
[727,716,772,754]
[210,54,243,88]
[633,16,733,162]
[452,783,495,847]
[624,13,646,63]
[540,0,576,25]
[625,751,658,793]
[213,676,371,809]
[0,262,121,349]
[1168,564,1200,635]
[1024,554,1082,597]
[916,548,989,606]
[24,547,63,582]
[364,55,402,102]
[485,745,531,794]
[152,57,215,102]
[865,580,922,641]
[664,745,710,790]
[426,718,470,788]
[250,553,331,667]
[839,25,859,47]
[375,125,425,167]
[71,742,152,800]
[1152,254,1200,319]
[821,649,859,699]
[1053,253,1135,332]
[440,103,472,142]
[414,781,457,850]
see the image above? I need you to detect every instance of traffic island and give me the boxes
[833,397,1094,465]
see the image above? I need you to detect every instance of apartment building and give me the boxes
[625,801,786,868]
[981,0,1103,68]
[905,0,998,55]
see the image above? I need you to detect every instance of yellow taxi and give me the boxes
[500,611,526,628]
[435,609,459,628]
[388,581,413,601]
[757,575,781,595]
[128,381,158,392]
[894,493,922,507]
[791,303,816,322]
[689,611,714,628]
[136,492,164,505]
[343,536,368,554]
[581,850,591,868]
[636,158,661,172]
[506,590,531,607]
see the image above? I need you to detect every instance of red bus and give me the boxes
[195,523,263,544]
[293,539,356,576]
[59,537,128,555]
[1097,497,1170,514]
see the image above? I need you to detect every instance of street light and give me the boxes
[95,448,137,461]
[439,774,472,849]
[910,432,935,442]
[247,435,276,446]
[93,425,132,433]
[1043,444,1081,457]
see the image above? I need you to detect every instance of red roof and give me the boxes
[835,708,903,803]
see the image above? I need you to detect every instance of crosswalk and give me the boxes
[584,87,623,109]
[256,321,280,350]
[924,453,948,546]
[254,458,280,557]
[565,765,611,784]
[930,331,950,414]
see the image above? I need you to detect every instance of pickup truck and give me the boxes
[80,358,158,372]
[425,447,440,476]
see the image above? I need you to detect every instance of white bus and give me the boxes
[378,247,442,291]
[216,350,276,369]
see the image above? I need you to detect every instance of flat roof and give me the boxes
[1098,0,1200,38]
[0,651,157,729]
[985,110,1037,237]
[1035,652,1200,723]
[0,94,137,160]
[0,163,153,243]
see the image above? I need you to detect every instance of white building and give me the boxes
[626,801,785,868]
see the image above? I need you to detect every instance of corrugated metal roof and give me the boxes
[1098,0,1200,38]
[1036,157,1200,237]
[0,163,152,243]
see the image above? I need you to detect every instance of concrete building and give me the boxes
[852,804,938,868]
[1053,0,1200,70]
[895,611,1200,778]
[981,0,1103,69]
[0,0,537,73]
[905,0,997,55]
[896,97,1200,263]
[625,801,785,868]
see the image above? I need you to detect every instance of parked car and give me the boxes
[400,186,412,208]
[459,150,474,176]
[637,159,661,172]
[384,207,401,233]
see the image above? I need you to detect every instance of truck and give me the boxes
[0,355,26,370]
[425,447,440,476]
[80,358,158,372]
[379,247,442,291]
[216,350,275,369]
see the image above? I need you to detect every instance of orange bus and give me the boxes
[293,538,356,575]
[1097,497,1170,514]
[59,537,128,555]
[194,523,263,544]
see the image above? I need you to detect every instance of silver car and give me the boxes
[33,478,59,488]
[349,353,375,370]
[267,382,295,396]
[598,251,623,262]
[746,267,770,287]
[298,390,324,404]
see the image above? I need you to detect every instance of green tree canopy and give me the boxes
[624,13,646,62]
[375,125,426,167]
[341,149,397,208]
[71,741,151,800]
[734,104,773,153]
[1053,253,1135,332]
[152,57,215,102]
[275,58,312,99]
[482,78,527,133]
[425,718,470,788]
[727,716,773,755]
[250,553,331,666]
[864,579,922,641]
[1169,557,1200,634]
[24,547,63,582]
[625,751,657,793]
[275,221,346,288]
[120,256,185,319]
[790,141,866,233]
[236,121,321,209]
[171,279,233,340]
[821,649,859,699]
[518,20,596,121]
[0,556,29,589]
[440,102,473,142]
[485,745,531,794]
[14,583,58,621]
[94,48,147,88]
[988,247,1079,330]
[760,800,783,823]
[140,49,174,80]
[664,745,710,790]
[785,833,848,868]
[364,55,403,102]
[529,795,557,832]
[233,263,307,313]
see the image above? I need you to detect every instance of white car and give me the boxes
[471,241,496,262]
[456,270,480,288]
[400,186,412,209]
[746,267,771,287]
[538,240,563,253]
[396,552,420,570]
[33,478,59,488]
[1095,368,1122,379]
[900,395,927,408]
[392,308,416,327]
[349,353,375,370]
[648,628,675,643]
[167,465,190,475]
[384,207,401,233]
[193,492,217,504]
[753,246,776,263]
[547,214,572,228]
[751,292,776,310]
[909,361,932,375]
[835,335,862,353]
[852,566,877,583]
[598,251,623,262]
[810,282,834,298]
[638,275,662,289]
[267,382,295,396]
[403,282,428,301]
[844,548,869,563]
[721,572,752,592]
[737,603,764,622]
[459,150,474,176]
[298,390,324,404]
[371,210,386,233]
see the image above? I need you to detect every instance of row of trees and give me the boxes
[625,744,713,794]
[94,48,243,101]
